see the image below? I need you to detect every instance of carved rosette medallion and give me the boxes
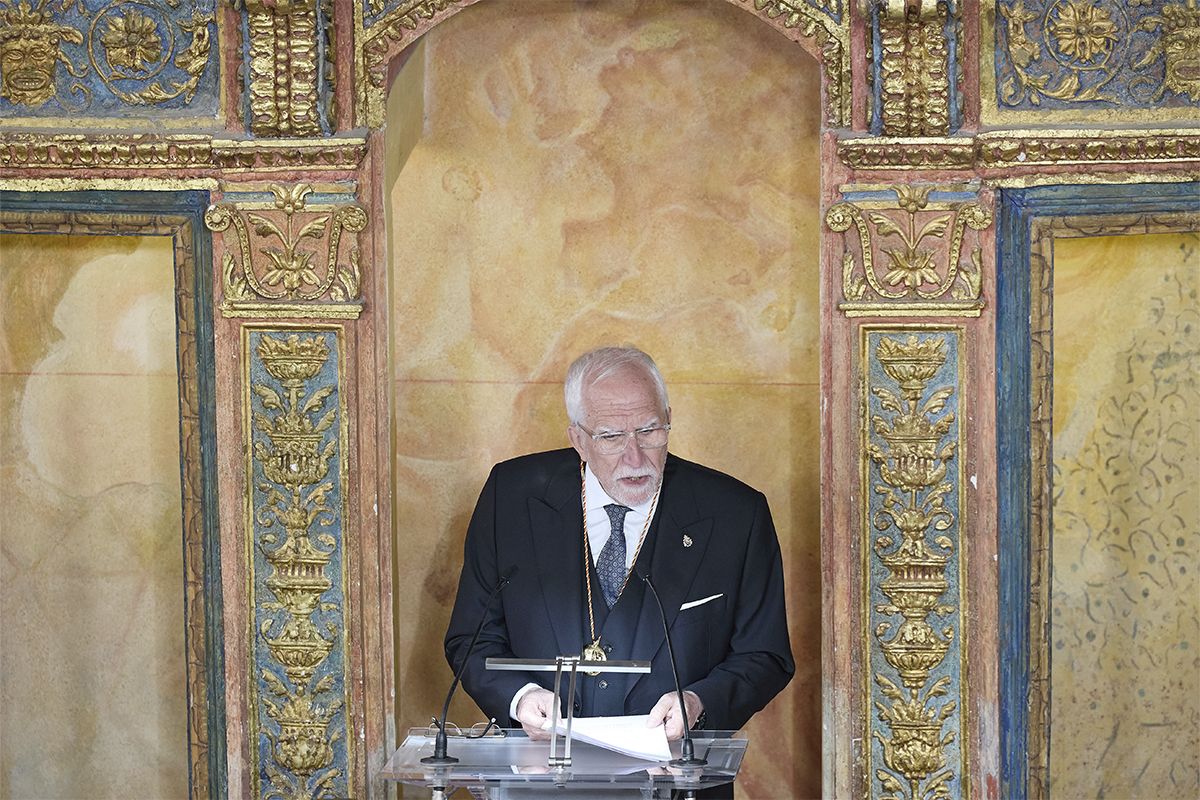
[246,329,351,800]
[992,0,1200,117]
[206,185,367,319]
[0,0,218,116]
[826,186,992,317]
[864,329,966,800]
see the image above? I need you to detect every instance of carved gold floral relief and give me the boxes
[864,330,966,800]
[993,0,1200,114]
[205,185,367,319]
[246,329,351,800]
[825,186,992,317]
[0,0,214,112]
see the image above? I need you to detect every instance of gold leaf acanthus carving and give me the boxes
[825,186,992,317]
[205,185,367,319]
[0,0,213,110]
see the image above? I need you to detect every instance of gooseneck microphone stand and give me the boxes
[639,572,708,768]
[422,566,517,765]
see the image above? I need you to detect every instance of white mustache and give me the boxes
[614,468,658,481]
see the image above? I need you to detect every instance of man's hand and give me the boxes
[514,688,557,740]
[645,690,704,741]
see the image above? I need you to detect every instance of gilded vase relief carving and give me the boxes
[826,187,992,318]
[0,0,215,112]
[232,0,332,136]
[205,185,367,319]
[865,331,965,800]
[874,0,956,136]
[248,331,350,800]
[996,0,1200,109]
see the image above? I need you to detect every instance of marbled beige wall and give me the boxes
[1050,232,1200,798]
[386,1,822,796]
[0,234,189,799]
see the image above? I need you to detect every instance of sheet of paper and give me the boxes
[542,714,671,762]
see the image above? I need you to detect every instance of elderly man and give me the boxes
[444,346,793,743]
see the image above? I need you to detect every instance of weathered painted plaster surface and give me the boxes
[0,234,188,798]
[386,1,823,795]
[1050,232,1200,798]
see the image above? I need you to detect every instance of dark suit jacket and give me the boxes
[444,448,794,731]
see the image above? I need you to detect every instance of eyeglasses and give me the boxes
[576,422,671,455]
[425,718,506,739]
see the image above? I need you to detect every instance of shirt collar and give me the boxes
[583,462,655,515]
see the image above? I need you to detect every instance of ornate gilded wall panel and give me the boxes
[863,327,967,800]
[868,0,962,136]
[205,184,367,319]
[826,186,992,316]
[0,0,220,122]
[984,0,1200,125]
[245,326,353,800]
[233,0,334,136]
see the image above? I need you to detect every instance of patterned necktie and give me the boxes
[597,504,631,609]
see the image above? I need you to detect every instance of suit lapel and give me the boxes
[529,458,585,659]
[627,457,712,698]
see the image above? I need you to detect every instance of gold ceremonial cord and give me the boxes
[580,461,661,672]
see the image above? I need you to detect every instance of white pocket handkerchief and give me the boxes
[679,593,723,611]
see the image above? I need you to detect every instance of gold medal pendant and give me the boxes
[582,639,606,675]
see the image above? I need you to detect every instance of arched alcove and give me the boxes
[381,1,824,795]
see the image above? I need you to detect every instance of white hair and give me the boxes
[564,346,669,425]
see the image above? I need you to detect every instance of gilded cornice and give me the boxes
[838,130,1200,170]
[0,134,368,173]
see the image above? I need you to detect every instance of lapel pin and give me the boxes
[682,534,693,548]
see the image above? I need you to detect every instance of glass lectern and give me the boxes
[380,727,748,799]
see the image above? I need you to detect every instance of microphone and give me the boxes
[423,565,517,765]
[638,571,707,767]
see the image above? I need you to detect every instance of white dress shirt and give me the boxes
[509,463,658,720]
[583,462,655,570]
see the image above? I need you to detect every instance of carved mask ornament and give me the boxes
[1162,0,1200,99]
[0,0,83,106]
[1136,0,1200,101]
